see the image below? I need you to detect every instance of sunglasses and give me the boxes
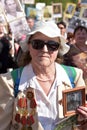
[30,39,60,51]
[59,27,65,30]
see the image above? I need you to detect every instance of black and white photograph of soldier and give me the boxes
[4,0,25,22]
[67,91,82,111]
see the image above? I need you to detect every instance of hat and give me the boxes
[27,21,70,56]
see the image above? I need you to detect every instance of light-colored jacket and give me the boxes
[0,63,85,130]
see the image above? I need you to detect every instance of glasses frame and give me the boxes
[30,39,60,51]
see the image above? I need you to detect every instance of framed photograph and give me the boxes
[9,17,30,41]
[52,3,62,18]
[64,3,76,19]
[62,87,85,117]
[43,5,53,21]
[3,0,25,22]
[25,6,38,19]
[79,6,87,20]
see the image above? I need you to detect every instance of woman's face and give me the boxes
[74,29,87,45]
[28,32,59,67]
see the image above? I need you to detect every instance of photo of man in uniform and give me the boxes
[4,0,24,22]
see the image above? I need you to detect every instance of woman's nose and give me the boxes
[42,45,48,51]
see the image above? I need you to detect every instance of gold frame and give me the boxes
[62,87,85,117]
[64,3,76,19]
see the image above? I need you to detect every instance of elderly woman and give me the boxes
[0,21,87,130]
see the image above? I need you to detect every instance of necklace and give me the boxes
[36,75,55,82]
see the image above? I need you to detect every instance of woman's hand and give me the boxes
[76,106,87,130]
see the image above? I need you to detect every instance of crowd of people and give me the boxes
[0,2,87,130]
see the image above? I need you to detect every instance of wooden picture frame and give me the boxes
[62,87,85,117]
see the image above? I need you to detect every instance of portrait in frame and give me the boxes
[9,16,30,41]
[52,3,62,18]
[64,3,76,19]
[79,6,87,20]
[43,5,53,21]
[3,0,25,22]
[62,87,85,117]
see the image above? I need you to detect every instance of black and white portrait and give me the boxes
[9,17,30,41]
[3,0,25,22]
[67,91,82,111]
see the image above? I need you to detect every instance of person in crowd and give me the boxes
[26,16,35,30]
[64,51,87,87]
[57,21,67,39]
[4,0,24,22]
[64,25,87,56]
[0,22,18,73]
[64,25,87,99]
[0,21,87,130]
[66,32,75,45]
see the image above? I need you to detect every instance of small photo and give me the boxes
[63,87,85,117]
[67,91,82,111]
[52,3,62,18]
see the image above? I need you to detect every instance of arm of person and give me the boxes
[0,72,14,130]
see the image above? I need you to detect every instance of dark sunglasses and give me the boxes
[59,27,65,30]
[30,39,60,51]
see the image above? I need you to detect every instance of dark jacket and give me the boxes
[0,36,18,73]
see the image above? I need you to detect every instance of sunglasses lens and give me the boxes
[47,41,59,51]
[30,40,60,51]
[31,40,44,50]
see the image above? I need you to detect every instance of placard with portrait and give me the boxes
[64,3,76,19]
[52,3,62,18]
[79,6,87,20]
